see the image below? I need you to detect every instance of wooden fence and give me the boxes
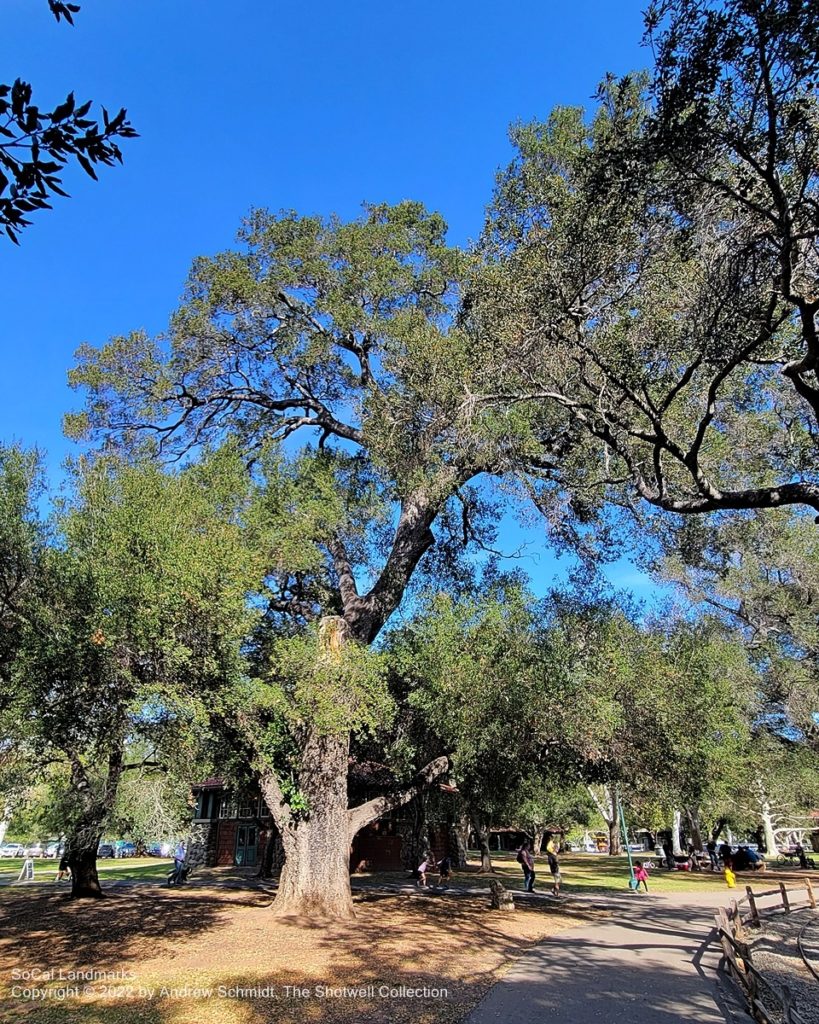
[714,879,816,1024]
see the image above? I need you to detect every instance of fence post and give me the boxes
[747,886,760,926]
[730,898,746,939]
[779,882,791,912]
[805,878,816,910]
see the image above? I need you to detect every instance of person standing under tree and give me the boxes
[517,841,535,892]
[55,848,71,883]
[172,840,187,884]
[547,845,562,896]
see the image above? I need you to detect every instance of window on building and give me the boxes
[194,791,216,820]
[237,794,255,819]
[219,795,237,820]
[195,791,220,820]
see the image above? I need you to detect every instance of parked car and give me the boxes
[114,841,137,858]
[24,843,45,858]
[97,843,115,859]
[0,842,24,857]
[43,842,61,858]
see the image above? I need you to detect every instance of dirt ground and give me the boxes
[0,885,601,1024]
[749,908,819,1024]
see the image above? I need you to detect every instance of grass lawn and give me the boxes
[354,851,805,895]
[0,883,602,1024]
[0,857,173,887]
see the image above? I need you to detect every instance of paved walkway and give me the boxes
[466,889,748,1024]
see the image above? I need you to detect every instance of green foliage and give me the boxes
[471,0,819,521]
[657,507,819,741]
[261,628,393,740]
[0,445,261,848]
[112,767,191,845]
[390,584,576,819]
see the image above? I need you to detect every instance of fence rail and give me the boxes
[715,879,816,1024]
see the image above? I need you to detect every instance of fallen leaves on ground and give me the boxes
[0,884,601,1024]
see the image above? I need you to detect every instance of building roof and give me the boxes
[192,777,224,791]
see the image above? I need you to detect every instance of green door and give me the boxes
[235,824,257,866]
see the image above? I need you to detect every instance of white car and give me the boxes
[0,843,24,857]
[23,843,45,858]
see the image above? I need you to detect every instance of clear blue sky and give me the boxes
[0,0,659,599]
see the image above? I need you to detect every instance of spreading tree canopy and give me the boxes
[470,0,819,518]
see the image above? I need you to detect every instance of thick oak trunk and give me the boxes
[257,617,450,920]
[267,730,354,919]
[68,842,103,899]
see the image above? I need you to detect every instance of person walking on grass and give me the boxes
[517,841,535,892]
[55,848,71,883]
[547,847,562,896]
[635,861,649,893]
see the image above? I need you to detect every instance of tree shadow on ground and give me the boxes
[0,890,600,1024]
[0,886,265,970]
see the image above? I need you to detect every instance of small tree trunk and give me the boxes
[587,785,620,856]
[0,806,10,846]
[760,798,778,855]
[472,817,494,873]
[672,810,684,856]
[68,842,103,899]
[710,817,727,843]
[686,806,704,852]
[607,817,622,856]
[256,827,278,879]
[455,812,470,868]
[532,828,545,856]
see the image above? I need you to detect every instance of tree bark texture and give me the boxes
[588,786,620,856]
[607,817,622,856]
[686,806,704,852]
[66,748,123,899]
[68,841,104,899]
[263,729,354,919]
[472,817,494,873]
[759,798,779,856]
[672,810,684,856]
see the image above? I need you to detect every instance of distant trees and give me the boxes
[1,2,137,241]
[0,446,256,896]
[390,585,578,872]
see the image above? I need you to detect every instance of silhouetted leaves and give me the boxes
[0,2,137,242]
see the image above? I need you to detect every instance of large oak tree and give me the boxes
[67,202,577,917]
